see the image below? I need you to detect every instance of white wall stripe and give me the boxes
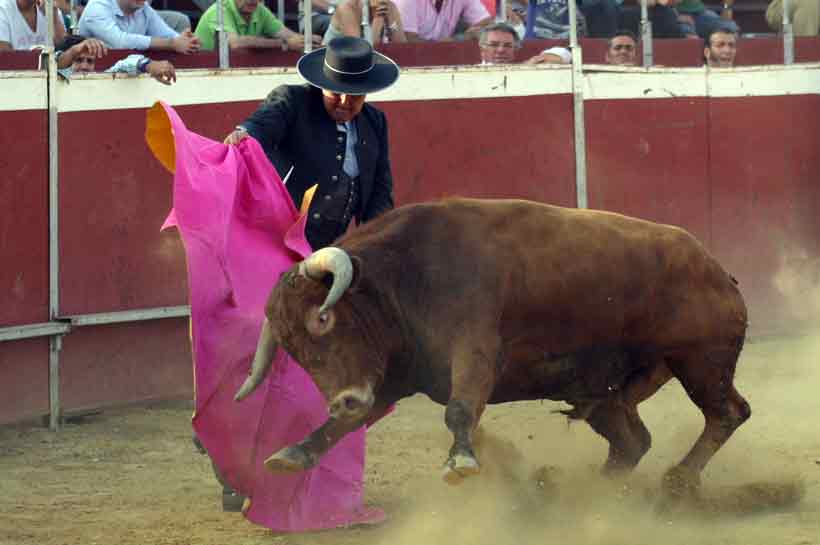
[4,62,820,113]
[0,71,47,111]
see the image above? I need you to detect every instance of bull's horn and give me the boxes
[235,318,278,402]
[298,247,353,313]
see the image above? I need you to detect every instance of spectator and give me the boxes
[323,0,407,44]
[74,0,88,23]
[605,28,637,64]
[394,0,492,41]
[478,21,519,64]
[0,0,66,50]
[524,45,572,63]
[580,0,620,37]
[704,26,736,67]
[766,0,819,36]
[195,0,321,50]
[145,0,191,33]
[676,0,738,38]
[77,0,200,52]
[299,0,337,37]
[56,34,177,82]
[618,0,683,38]
[524,0,588,39]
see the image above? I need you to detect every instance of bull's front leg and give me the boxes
[263,395,392,474]
[442,338,499,485]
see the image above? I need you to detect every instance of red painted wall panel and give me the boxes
[0,339,50,425]
[0,110,49,327]
[381,95,577,207]
[585,98,712,245]
[59,319,193,412]
[709,95,820,332]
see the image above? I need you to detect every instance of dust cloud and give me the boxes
[368,336,819,545]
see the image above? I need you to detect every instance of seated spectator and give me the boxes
[766,0,819,36]
[74,0,88,22]
[195,0,321,50]
[78,0,200,52]
[676,0,738,38]
[618,0,683,38]
[145,0,191,33]
[605,28,637,64]
[0,0,66,50]
[704,26,736,67]
[477,0,527,38]
[394,0,492,41]
[477,21,519,64]
[524,0,588,40]
[56,34,176,83]
[323,0,407,44]
[579,0,620,38]
[524,44,572,63]
[299,0,337,37]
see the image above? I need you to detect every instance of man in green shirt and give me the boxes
[195,0,322,50]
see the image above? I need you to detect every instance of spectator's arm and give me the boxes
[0,11,14,49]
[332,0,361,36]
[0,41,11,50]
[275,25,322,50]
[104,53,145,74]
[79,0,152,49]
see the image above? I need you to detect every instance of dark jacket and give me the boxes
[241,84,395,237]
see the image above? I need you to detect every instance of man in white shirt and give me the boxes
[0,0,66,50]
[394,0,491,41]
[77,0,199,52]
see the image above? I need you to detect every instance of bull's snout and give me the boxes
[329,387,374,421]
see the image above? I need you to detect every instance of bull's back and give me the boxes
[344,198,746,352]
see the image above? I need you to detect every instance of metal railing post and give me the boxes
[640,0,653,67]
[278,0,285,22]
[45,0,63,431]
[217,0,230,69]
[496,0,507,21]
[783,0,794,65]
[568,0,587,209]
[304,0,313,52]
[361,0,372,44]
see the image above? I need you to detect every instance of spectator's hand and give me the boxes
[172,30,201,54]
[78,38,108,59]
[373,0,390,18]
[147,60,176,85]
[223,128,249,145]
[285,34,305,51]
[505,5,522,25]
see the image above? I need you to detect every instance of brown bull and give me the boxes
[235,198,750,497]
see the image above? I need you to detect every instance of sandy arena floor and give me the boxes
[1,337,818,545]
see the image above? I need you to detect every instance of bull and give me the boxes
[235,198,750,496]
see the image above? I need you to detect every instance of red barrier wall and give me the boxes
[59,319,192,412]
[0,339,50,425]
[0,110,49,327]
[382,95,577,207]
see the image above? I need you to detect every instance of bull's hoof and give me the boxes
[657,466,701,512]
[263,446,316,474]
[442,454,480,485]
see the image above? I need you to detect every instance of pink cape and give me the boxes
[145,101,373,532]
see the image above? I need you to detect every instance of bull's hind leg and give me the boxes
[662,342,751,501]
[586,363,673,475]
[442,336,500,485]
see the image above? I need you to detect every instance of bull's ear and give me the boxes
[306,306,336,336]
[348,255,363,293]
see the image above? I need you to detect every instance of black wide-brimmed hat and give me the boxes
[297,36,400,95]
